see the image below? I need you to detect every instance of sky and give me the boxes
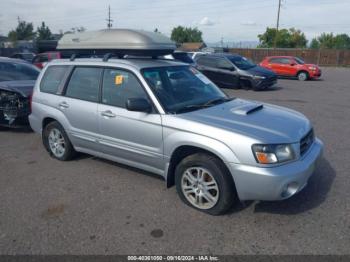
[0,0,350,44]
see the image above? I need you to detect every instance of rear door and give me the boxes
[268,58,284,75]
[195,56,219,84]
[59,66,102,150]
[97,68,163,172]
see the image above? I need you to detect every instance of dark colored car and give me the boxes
[0,57,40,128]
[194,53,277,90]
[32,52,61,69]
[10,52,35,63]
[259,56,322,81]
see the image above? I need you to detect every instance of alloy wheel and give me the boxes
[181,167,219,209]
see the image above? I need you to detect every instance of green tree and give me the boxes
[317,33,335,49]
[309,33,350,49]
[8,20,35,41]
[37,22,53,40]
[170,26,203,43]
[310,38,320,49]
[333,34,350,49]
[258,27,307,48]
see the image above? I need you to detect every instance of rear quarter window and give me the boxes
[40,66,68,94]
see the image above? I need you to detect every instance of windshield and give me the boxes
[142,66,230,114]
[228,56,256,70]
[294,57,305,64]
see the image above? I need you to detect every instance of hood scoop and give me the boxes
[231,102,264,115]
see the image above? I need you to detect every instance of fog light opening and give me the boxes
[281,182,299,198]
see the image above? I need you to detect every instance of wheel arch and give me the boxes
[296,70,309,78]
[166,144,235,188]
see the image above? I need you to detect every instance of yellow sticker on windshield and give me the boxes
[115,75,123,85]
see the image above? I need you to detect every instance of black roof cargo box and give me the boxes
[57,29,176,57]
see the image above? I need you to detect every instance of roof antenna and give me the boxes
[70,53,77,61]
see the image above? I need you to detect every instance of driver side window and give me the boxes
[102,69,148,108]
[216,58,233,70]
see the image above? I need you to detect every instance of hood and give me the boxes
[0,80,36,97]
[177,98,311,143]
[245,65,276,77]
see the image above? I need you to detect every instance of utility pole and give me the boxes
[106,5,113,29]
[274,0,282,49]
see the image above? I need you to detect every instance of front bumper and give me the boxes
[309,69,322,79]
[228,138,323,201]
[252,76,277,90]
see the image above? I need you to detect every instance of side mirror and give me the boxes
[126,98,152,113]
[290,63,296,66]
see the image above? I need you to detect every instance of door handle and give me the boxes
[101,110,116,118]
[58,101,69,109]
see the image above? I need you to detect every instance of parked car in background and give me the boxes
[195,53,277,90]
[10,52,36,63]
[163,51,195,65]
[32,52,61,69]
[259,56,322,81]
[188,51,211,60]
[0,57,40,128]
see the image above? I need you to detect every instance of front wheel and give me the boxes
[43,121,76,161]
[175,153,237,215]
[297,71,309,81]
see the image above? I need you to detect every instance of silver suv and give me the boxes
[29,58,323,215]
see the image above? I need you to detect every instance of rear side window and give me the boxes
[40,66,68,94]
[102,68,148,108]
[269,58,291,64]
[65,67,102,102]
[196,56,217,68]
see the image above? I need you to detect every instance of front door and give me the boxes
[215,57,240,88]
[97,68,164,172]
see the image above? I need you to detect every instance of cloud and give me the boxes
[199,17,215,26]
[241,21,257,26]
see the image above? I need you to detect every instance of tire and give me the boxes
[43,121,76,161]
[297,71,309,81]
[175,153,237,215]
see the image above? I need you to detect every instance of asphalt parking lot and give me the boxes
[0,67,349,255]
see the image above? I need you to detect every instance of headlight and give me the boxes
[308,66,317,70]
[252,144,295,164]
[252,75,266,80]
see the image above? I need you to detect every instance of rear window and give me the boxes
[40,66,68,94]
[0,62,40,81]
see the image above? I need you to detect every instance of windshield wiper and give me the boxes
[175,97,234,114]
[202,97,234,106]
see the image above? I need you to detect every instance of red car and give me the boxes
[32,52,61,69]
[259,56,321,81]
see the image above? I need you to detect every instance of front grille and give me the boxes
[300,129,315,156]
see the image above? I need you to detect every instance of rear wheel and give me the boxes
[297,71,309,81]
[175,153,237,215]
[43,121,76,161]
